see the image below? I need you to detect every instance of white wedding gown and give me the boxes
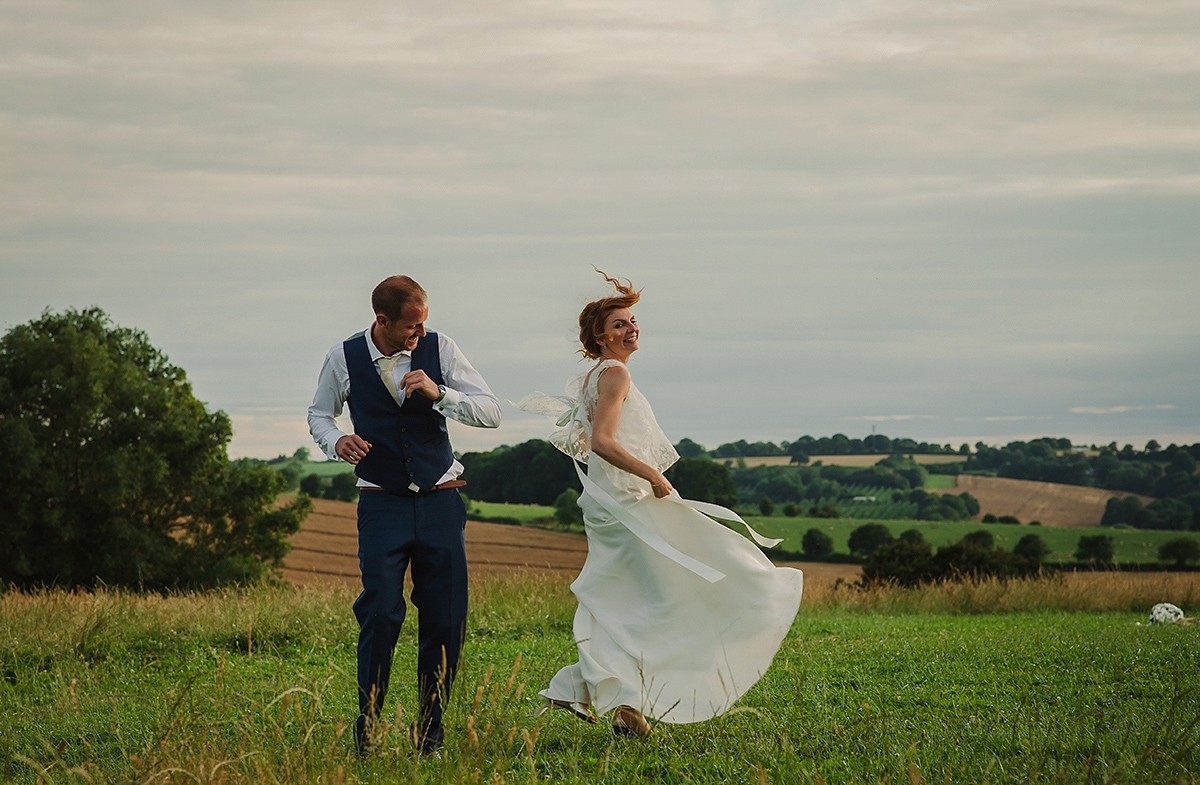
[517,359,803,723]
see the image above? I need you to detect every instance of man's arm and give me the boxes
[307,344,353,459]
[433,333,502,428]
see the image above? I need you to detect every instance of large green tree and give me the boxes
[0,308,310,589]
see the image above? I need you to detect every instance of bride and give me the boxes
[516,271,804,738]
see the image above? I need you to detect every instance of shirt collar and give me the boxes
[365,324,412,362]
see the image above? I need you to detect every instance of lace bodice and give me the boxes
[515,359,679,497]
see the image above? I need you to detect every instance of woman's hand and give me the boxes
[650,473,674,498]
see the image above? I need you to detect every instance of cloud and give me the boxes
[845,415,936,422]
[1070,405,1179,415]
[1,0,1197,459]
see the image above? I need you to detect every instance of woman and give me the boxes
[517,271,803,738]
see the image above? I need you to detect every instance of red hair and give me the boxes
[578,269,641,359]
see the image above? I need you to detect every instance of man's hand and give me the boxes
[399,369,442,401]
[336,434,372,464]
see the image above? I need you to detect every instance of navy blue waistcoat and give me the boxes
[344,331,454,494]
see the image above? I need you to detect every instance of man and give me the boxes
[308,275,501,754]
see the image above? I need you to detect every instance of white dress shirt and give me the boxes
[307,326,502,488]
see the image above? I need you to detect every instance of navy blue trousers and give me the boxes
[353,487,468,750]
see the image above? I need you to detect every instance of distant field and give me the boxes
[734,454,965,468]
[292,459,355,478]
[746,514,1192,564]
[931,475,1154,528]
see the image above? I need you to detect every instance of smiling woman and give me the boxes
[516,270,803,739]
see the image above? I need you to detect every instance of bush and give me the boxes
[899,528,925,545]
[758,496,775,516]
[801,527,834,558]
[1158,536,1200,567]
[782,502,800,517]
[862,540,937,587]
[962,530,995,549]
[554,488,583,529]
[847,523,894,558]
[996,515,1020,525]
[1014,533,1051,565]
[1075,534,1115,564]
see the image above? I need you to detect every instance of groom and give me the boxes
[308,275,501,754]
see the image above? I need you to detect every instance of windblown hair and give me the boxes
[578,269,641,360]
[372,275,427,321]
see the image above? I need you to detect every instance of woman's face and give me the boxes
[598,307,638,358]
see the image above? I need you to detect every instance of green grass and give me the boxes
[292,459,357,478]
[923,474,958,489]
[3,577,1199,784]
[467,500,555,525]
[741,516,1195,565]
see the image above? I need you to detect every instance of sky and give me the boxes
[2,0,1197,460]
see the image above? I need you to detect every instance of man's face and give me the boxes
[375,302,428,355]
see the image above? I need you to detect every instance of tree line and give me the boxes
[683,433,966,462]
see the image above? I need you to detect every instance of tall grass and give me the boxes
[3,571,1199,783]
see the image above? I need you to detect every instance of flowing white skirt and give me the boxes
[540,482,804,723]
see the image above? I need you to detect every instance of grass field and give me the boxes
[470,501,1193,565]
[4,573,1200,784]
[749,515,1194,564]
[468,500,555,525]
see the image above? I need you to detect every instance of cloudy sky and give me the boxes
[2,0,1197,459]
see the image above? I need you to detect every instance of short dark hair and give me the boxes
[372,276,427,321]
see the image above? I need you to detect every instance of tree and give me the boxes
[554,489,584,529]
[300,473,325,497]
[782,502,800,517]
[758,496,775,516]
[1158,537,1200,568]
[899,528,925,545]
[1014,533,1051,565]
[665,457,738,507]
[801,527,834,557]
[460,440,579,505]
[1074,534,1115,564]
[862,540,937,586]
[326,471,359,502]
[0,308,310,589]
[673,438,707,458]
[293,447,311,462]
[847,523,894,558]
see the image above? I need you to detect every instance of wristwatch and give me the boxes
[436,384,447,403]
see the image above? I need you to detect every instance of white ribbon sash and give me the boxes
[573,463,783,584]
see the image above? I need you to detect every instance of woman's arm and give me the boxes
[590,364,674,498]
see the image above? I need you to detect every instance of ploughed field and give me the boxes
[937,474,1153,527]
[282,498,862,590]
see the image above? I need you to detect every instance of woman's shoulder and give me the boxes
[595,359,630,383]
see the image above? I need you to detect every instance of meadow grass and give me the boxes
[6,572,1197,784]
